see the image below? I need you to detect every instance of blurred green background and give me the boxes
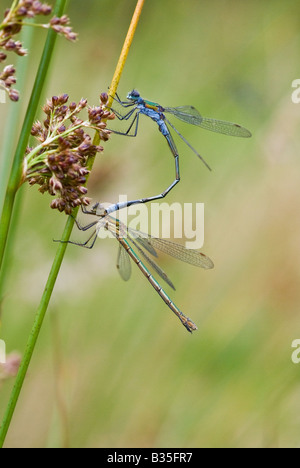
[1,0,300,448]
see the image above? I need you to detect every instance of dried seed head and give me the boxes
[69,101,77,111]
[5,75,16,86]
[0,3,77,101]
[8,88,20,101]
[1,65,16,77]
[100,92,108,105]
[31,121,43,136]
[0,65,19,101]
[24,93,113,214]
[52,95,59,106]
[78,98,88,109]
[41,5,52,15]
[58,93,69,105]
[17,6,29,16]
[50,15,78,42]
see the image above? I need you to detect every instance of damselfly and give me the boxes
[106,90,252,215]
[66,203,214,333]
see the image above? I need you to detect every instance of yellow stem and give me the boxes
[107,0,145,107]
[91,0,145,161]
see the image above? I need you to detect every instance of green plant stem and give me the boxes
[0,188,23,305]
[0,215,76,448]
[0,0,68,277]
[0,26,33,212]
[0,0,146,447]
[0,25,34,303]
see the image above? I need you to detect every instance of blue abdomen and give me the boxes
[138,106,168,135]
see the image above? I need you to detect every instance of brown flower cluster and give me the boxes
[0,64,18,101]
[0,1,77,101]
[25,93,115,214]
[49,15,77,42]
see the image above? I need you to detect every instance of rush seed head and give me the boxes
[24,94,115,214]
[0,1,77,101]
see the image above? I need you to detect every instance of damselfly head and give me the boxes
[91,202,108,217]
[127,89,140,101]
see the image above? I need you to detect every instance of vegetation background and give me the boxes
[0,0,300,448]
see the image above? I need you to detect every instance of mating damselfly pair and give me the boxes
[66,203,214,333]
[65,91,251,332]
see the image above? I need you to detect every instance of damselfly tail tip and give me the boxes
[185,319,198,333]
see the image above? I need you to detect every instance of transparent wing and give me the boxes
[116,244,132,281]
[164,106,204,125]
[127,224,214,270]
[195,116,252,137]
[122,225,158,257]
[128,235,176,291]
[135,236,158,258]
[147,237,214,270]
[164,106,251,138]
